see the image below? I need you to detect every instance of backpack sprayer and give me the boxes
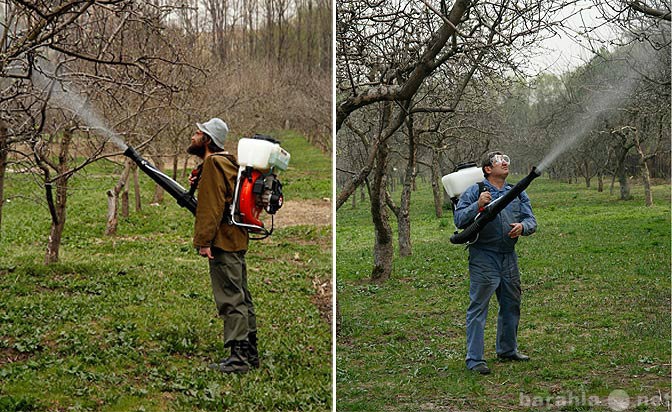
[442,162,484,212]
[442,163,541,245]
[230,135,290,239]
[123,134,290,240]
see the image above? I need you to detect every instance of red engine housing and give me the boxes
[238,170,264,228]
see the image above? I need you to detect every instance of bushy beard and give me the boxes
[187,142,206,158]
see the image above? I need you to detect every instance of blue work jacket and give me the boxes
[454,179,537,253]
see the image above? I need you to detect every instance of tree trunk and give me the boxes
[122,187,129,218]
[618,174,631,200]
[609,173,616,195]
[45,129,73,265]
[105,159,133,235]
[172,153,179,180]
[151,155,165,204]
[442,155,452,209]
[106,192,119,236]
[45,208,66,265]
[640,159,653,207]
[581,159,591,188]
[430,149,443,218]
[615,145,631,200]
[583,159,591,188]
[182,155,190,178]
[634,132,653,207]
[597,172,604,192]
[0,120,8,237]
[370,140,393,282]
[397,117,416,257]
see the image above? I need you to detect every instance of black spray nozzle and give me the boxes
[123,145,197,215]
[450,167,541,245]
[123,145,140,161]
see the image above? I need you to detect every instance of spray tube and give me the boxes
[450,167,541,244]
[123,146,197,215]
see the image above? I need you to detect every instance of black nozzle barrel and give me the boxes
[450,167,541,244]
[123,146,197,215]
[480,167,540,218]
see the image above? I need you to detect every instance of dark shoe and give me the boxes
[498,352,530,362]
[248,332,259,369]
[209,341,250,373]
[470,364,491,375]
[208,346,232,369]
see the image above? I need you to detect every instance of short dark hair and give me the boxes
[204,133,224,153]
[482,150,503,178]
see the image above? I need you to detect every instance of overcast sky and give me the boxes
[527,2,619,75]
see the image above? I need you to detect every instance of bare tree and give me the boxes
[337,0,565,281]
[1,1,195,262]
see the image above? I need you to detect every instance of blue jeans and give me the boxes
[465,248,521,369]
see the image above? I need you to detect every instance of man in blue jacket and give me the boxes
[454,151,537,375]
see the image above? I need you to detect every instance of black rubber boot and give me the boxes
[248,332,259,368]
[210,341,250,374]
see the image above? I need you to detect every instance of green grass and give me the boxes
[336,176,670,411]
[0,133,331,411]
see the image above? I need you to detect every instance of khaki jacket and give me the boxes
[193,153,249,252]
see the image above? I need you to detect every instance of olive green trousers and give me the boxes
[208,249,257,347]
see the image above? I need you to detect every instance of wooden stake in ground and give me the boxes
[105,159,133,236]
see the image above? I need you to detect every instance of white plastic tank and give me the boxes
[441,163,483,199]
[238,136,291,172]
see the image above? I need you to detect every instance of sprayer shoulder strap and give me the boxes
[210,153,239,195]
[210,152,239,169]
[208,153,240,226]
[217,153,239,168]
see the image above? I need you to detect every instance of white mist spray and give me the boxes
[31,57,128,151]
[535,44,655,173]
[536,76,636,172]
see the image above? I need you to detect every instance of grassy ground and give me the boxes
[336,176,670,411]
[0,132,332,411]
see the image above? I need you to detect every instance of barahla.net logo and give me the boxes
[519,389,670,410]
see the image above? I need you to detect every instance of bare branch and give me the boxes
[627,0,671,20]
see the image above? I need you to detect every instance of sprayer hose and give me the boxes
[450,219,486,244]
